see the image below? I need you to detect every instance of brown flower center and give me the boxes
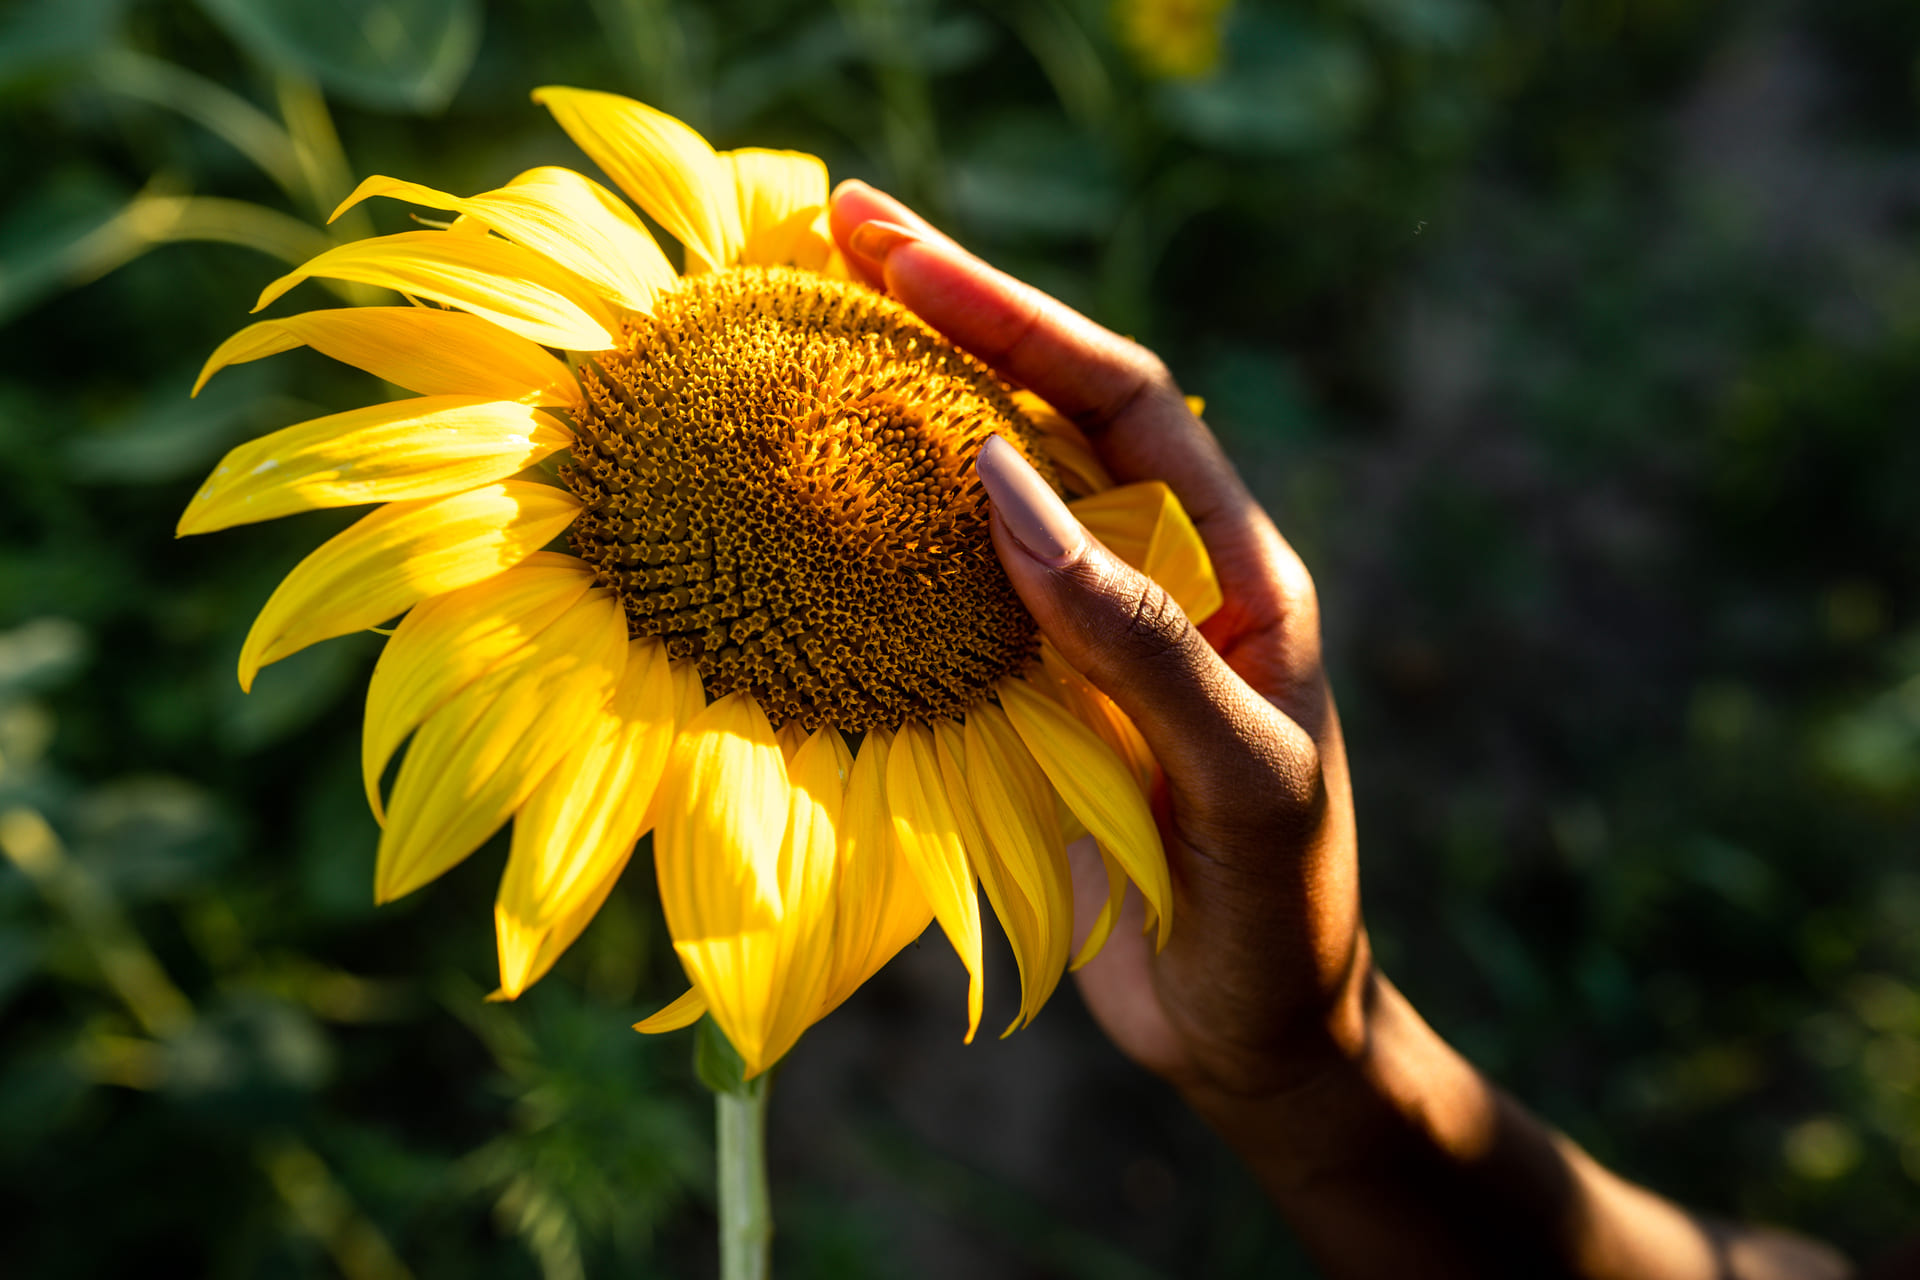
[562,265,1053,732]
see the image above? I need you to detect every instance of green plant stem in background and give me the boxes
[716,1078,772,1280]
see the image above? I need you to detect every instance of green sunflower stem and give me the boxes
[698,1016,772,1279]
[716,1076,772,1280]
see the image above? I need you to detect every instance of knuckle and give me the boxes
[1115,573,1196,666]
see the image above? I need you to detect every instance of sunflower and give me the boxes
[180,88,1222,1077]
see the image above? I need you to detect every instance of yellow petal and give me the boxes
[633,986,708,1033]
[492,848,630,1000]
[997,678,1172,949]
[178,396,571,535]
[532,86,742,273]
[335,167,677,313]
[1037,641,1157,795]
[375,588,629,902]
[666,659,707,729]
[1070,481,1222,624]
[238,480,581,691]
[934,721,1043,1038]
[1012,389,1095,451]
[653,693,790,1073]
[964,704,1073,1027]
[1039,433,1114,497]
[885,721,985,1042]
[774,720,810,764]
[253,230,619,351]
[362,553,595,821]
[1072,840,1131,971]
[815,728,934,1019]
[725,148,830,267]
[497,638,676,955]
[192,307,580,406]
[754,727,844,1069]
[1184,395,1206,417]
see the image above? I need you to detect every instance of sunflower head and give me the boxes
[181,87,1218,1078]
[566,265,1053,733]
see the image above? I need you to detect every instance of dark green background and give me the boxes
[2,0,1916,1275]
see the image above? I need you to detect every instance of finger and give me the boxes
[977,437,1320,831]
[827,179,960,290]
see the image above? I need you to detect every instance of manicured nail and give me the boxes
[848,219,920,269]
[976,435,1086,568]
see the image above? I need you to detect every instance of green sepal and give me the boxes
[695,1015,750,1096]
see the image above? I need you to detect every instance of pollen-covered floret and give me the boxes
[563,266,1056,732]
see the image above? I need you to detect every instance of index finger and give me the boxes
[829,180,1317,675]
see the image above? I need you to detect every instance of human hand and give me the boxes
[828,182,1368,1109]
[827,184,1866,1280]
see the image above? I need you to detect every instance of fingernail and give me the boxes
[848,219,920,269]
[976,435,1086,568]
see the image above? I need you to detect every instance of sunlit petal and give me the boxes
[374,588,629,902]
[725,148,830,267]
[653,693,790,1072]
[193,307,580,406]
[336,167,677,312]
[816,728,933,1019]
[495,637,677,977]
[238,480,581,690]
[533,86,742,273]
[885,721,985,1042]
[254,230,619,351]
[179,396,570,534]
[361,553,594,820]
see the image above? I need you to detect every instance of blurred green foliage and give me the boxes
[1,0,1916,1275]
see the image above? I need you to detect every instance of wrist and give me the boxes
[1177,963,1491,1197]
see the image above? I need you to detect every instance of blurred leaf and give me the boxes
[0,183,335,327]
[91,49,307,201]
[0,0,126,88]
[69,775,238,899]
[0,618,88,702]
[1350,0,1488,52]
[217,629,379,753]
[0,923,42,1012]
[196,0,482,114]
[159,993,335,1106]
[1158,12,1371,152]
[950,110,1119,237]
[66,362,306,486]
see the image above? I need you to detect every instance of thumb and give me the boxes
[975,436,1320,832]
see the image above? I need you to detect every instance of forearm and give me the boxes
[1183,967,1849,1280]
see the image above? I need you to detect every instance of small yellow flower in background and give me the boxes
[180,88,1221,1078]
[1115,0,1235,79]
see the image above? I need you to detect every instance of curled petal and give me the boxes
[725,148,830,267]
[1070,481,1222,624]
